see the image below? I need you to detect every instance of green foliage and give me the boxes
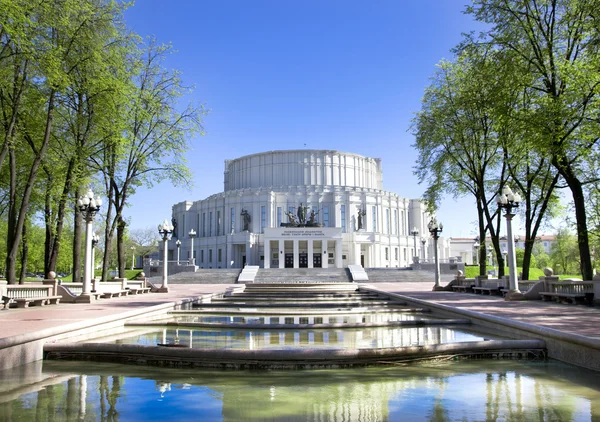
[550,229,580,275]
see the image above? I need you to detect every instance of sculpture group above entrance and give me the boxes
[282,203,322,228]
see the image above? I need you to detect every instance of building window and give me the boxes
[202,213,206,237]
[201,250,204,263]
[372,206,377,232]
[182,214,185,236]
[341,205,346,233]
[217,211,221,236]
[230,207,235,233]
[261,205,266,233]
[401,210,405,235]
[394,210,398,235]
[209,249,213,262]
[385,209,390,234]
[218,249,222,262]
[395,248,398,260]
[385,247,389,260]
[277,207,282,227]
[323,206,329,227]
[403,248,407,263]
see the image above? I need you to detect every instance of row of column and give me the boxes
[264,239,343,269]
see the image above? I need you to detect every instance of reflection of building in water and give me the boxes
[1,365,598,421]
[156,325,461,350]
[169,150,447,269]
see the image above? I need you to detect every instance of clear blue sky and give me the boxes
[122,0,489,238]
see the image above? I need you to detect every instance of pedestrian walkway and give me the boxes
[0,281,599,371]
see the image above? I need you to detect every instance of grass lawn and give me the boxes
[463,265,581,280]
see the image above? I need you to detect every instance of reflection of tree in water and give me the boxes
[426,377,449,422]
[100,375,122,421]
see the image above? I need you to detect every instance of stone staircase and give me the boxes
[159,268,242,284]
[253,268,352,284]
[364,268,456,283]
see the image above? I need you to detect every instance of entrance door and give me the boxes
[313,253,322,268]
[285,253,294,268]
[242,255,246,267]
[299,253,308,268]
[361,255,365,267]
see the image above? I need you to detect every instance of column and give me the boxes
[226,242,233,268]
[264,239,271,269]
[354,242,361,266]
[335,239,343,268]
[308,239,314,268]
[293,239,299,268]
[246,239,252,265]
[278,240,285,268]
[322,240,329,268]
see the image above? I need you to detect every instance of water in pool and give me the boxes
[1,359,598,421]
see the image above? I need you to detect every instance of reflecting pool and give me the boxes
[106,325,493,350]
[1,359,599,421]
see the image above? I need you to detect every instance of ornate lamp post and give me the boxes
[497,186,522,299]
[428,217,443,290]
[76,189,102,302]
[175,240,181,265]
[158,219,174,292]
[189,229,197,265]
[130,246,136,270]
[421,237,427,262]
[473,237,480,266]
[91,233,99,284]
[411,227,419,262]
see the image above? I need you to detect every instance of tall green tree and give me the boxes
[467,0,600,280]
[413,46,509,277]
[95,39,206,280]
[0,0,132,284]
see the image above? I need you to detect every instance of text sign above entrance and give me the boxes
[264,226,343,240]
[281,230,326,237]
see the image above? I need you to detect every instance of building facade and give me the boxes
[170,150,436,269]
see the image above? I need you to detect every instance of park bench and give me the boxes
[57,283,102,302]
[3,285,61,308]
[539,281,594,304]
[500,280,537,297]
[472,280,505,296]
[451,278,474,293]
[126,280,151,294]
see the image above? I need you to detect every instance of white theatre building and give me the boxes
[170,149,436,269]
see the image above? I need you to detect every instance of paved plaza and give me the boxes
[1,281,599,369]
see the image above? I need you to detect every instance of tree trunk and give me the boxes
[19,222,28,285]
[72,200,83,282]
[552,157,593,280]
[6,147,17,284]
[47,159,76,274]
[117,217,126,278]
[5,90,56,284]
[477,199,487,277]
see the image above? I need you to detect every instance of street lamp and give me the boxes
[473,237,480,266]
[427,217,443,290]
[158,219,174,292]
[189,229,197,265]
[411,227,419,262]
[421,237,427,262]
[175,239,181,265]
[497,185,522,299]
[131,246,136,270]
[76,189,102,302]
[91,233,99,283]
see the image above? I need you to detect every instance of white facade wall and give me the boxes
[170,150,435,269]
